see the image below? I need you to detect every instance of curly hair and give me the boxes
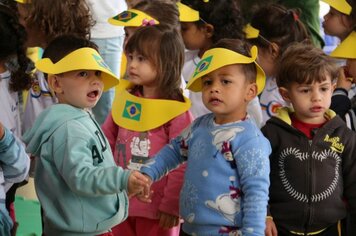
[249,3,310,53]
[24,0,94,45]
[0,3,32,92]
[180,0,245,43]
[125,25,185,101]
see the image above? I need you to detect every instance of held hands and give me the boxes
[265,217,278,236]
[127,171,153,202]
[336,66,354,91]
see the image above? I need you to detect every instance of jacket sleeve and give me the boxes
[52,123,131,196]
[236,134,271,236]
[342,130,356,235]
[101,111,119,153]
[0,127,30,184]
[159,111,193,216]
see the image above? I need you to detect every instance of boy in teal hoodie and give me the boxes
[23,35,149,236]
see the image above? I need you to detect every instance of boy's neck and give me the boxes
[291,114,326,139]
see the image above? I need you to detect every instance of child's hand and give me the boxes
[336,66,354,91]
[157,211,180,229]
[0,122,4,140]
[127,170,150,198]
[265,217,278,236]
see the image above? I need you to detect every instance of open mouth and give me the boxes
[209,98,222,104]
[87,90,100,99]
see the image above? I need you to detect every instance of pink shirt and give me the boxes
[102,109,193,219]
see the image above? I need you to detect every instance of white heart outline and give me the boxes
[279,148,341,203]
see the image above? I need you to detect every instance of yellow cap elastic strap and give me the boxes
[108,9,159,27]
[321,0,352,15]
[330,31,356,59]
[186,46,266,95]
[35,48,119,91]
[177,2,200,22]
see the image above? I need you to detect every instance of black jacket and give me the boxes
[262,108,356,234]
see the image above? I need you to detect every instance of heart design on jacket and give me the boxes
[279,147,341,203]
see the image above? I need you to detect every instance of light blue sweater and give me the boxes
[23,104,131,236]
[141,113,271,236]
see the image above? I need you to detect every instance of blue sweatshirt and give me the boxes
[23,104,131,236]
[141,113,271,236]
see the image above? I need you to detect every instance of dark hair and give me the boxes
[24,0,94,44]
[125,25,185,101]
[180,0,245,43]
[133,0,180,30]
[276,43,339,88]
[0,3,32,92]
[212,38,257,83]
[42,34,97,79]
[249,3,310,53]
[347,0,356,25]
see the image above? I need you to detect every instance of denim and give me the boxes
[92,36,124,124]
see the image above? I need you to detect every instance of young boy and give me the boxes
[0,122,29,236]
[22,35,149,236]
[262,42,356,236]
[140,38,271,236]
[330,30,356,130]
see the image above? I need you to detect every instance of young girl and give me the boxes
[15,0,94,131]
[248,3,310,125]
[178,0,263,126]
[102,25,193,236]
[0,3,32,234]
[322,0,356,41]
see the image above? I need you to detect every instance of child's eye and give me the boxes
[221,79,231,85]
[137,55,146,62]
[95,71,101,77]
[321,87,330,92]
[202,79,212,86]
[300,89,310,93]
[78,71,88,77]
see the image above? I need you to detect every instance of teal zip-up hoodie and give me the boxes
[23,104,131,236]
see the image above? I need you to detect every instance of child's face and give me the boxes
[180,22,210,51]
[126,51,157,88]
[280,78,334,124]
[322,8,351,40]
[346,59,356,81]
[51,70,104,109]
[201,64,256,124]
[257,47,276,77]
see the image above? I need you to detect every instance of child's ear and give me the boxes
[279,87,291,102]
[269,42,280,60]
[205,24,214,39]
[245,82,258,102]
[47,75,63,94]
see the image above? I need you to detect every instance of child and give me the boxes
[15,0,94,131]
[0,3,32,234]
[261,42,356,236]
[330,30,356,130]
[178,0,256,121]
[101,25,193,236]
[22,35,149,236]
[322,0,356,41]
[140,38,271,236]
[0,122,30,236]
[248,3,310,125]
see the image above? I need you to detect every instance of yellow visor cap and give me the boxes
[108,9,159,27]
[321,0,352,15]
[330,31,356,59]
[14,0,30,3]
[187,46,266,95]
[244,24,260,39]
[177,2,200,22]
[35,48,119,91]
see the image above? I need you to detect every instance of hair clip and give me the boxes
[288,10,299,21]
[141,19,156,26]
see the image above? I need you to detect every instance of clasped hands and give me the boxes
[127,170,152,202]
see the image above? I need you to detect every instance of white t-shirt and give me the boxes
[0,71,22,137]
[87,0,127,38]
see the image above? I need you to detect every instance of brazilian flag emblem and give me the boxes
[113,11,138,22]
[193,55,213,77]
[123,101,142,121]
